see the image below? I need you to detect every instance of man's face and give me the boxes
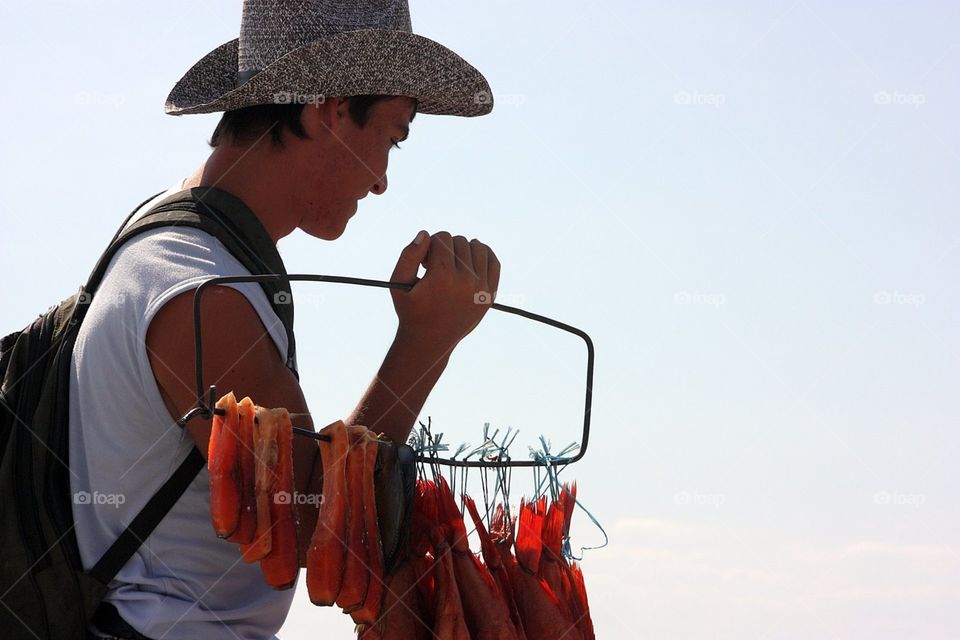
[297,96,416,240]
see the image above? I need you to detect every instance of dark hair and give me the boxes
[208,94,401,148]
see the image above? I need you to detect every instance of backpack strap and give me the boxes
[110,190,167,246]
[88,448,204,585]
[86,187,297,590]
[80,187,297,372]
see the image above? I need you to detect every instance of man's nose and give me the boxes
[370,174,387,196]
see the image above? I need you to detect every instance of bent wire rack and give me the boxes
[176,274,594,468]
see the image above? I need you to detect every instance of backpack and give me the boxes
[0,186,297,639]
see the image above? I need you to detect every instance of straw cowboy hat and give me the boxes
[164,0,493,117]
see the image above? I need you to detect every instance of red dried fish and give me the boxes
[436,480,521,639]
[352,431,387,626]
[226,396,256,544]
[259,408,298,589]
[508,498,582,640]
[240,406,277,562]
[431,534,470,640]
[464,498,527,640]
[539,498,566,601]
[307,420,350,605]
[565,561,594,640]
[514,496,546,575]
[358,558,433,639]
[208,391,240,538]
[338,426,372,613]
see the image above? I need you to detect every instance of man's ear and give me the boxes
[333,96,351,123]
[301,96,346,139]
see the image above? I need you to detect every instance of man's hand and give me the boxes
[389,229,501,354]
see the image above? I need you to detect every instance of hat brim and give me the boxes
[164,29,493,117]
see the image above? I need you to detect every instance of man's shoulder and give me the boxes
[105,224,232,288]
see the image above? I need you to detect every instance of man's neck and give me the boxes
[183,148,299,245]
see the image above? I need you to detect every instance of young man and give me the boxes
[69,1,496,637]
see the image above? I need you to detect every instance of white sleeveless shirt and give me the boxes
[68,181,296,639]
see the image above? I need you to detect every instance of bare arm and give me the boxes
[146,285,320,565]
[346,230,500,443]
[345,329,452,443]
[146,232,499,565]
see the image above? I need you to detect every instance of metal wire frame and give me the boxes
[177,274,594,468]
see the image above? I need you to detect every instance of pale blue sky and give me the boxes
[2,1,958,638]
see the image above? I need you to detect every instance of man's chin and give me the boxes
[300,221,347,241]
[298,207,354,240]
